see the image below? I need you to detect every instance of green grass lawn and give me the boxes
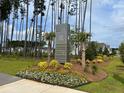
[0,56,39,75]
[76,56,124,93]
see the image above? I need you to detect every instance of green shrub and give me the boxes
[92,65,98,75]
[64,63,73,70]
[119,42,124,63]
[49,60,59,68]
[16,70,88,88]
[86,41,98,60]
[38,62,48,70]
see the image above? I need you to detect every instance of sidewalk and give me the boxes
[0,79,88,93]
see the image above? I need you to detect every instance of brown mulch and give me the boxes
[71,63,108,82]
[85,70,108,82]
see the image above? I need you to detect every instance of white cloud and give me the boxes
[111,0,124,25]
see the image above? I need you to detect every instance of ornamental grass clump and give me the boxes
[38,61,48,70]
[49,60,59,69]
[64,63,73,70]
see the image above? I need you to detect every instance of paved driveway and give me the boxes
[0,73,88,93]
[0,73,21,86]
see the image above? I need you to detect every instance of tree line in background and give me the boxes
[0,0,91,59]
[0,0,46,58]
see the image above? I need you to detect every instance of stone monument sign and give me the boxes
[55,24,70,63]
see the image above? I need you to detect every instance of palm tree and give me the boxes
[76,32,90,71]
[45,32,55,62]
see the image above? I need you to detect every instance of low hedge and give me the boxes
[16,70,88,88]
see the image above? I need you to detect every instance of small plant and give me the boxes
[77,59,82,65]
[97,59,104,63]
[49,59,59,68]
[96,55,103,59]
[92,59,97,64]
[38,61,48,70]
[92,65,98,75]
[64,62,73,70]
[96,55,104,63]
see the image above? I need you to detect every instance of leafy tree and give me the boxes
[86,41,98,60]
[119,42,124,63]
[111,48,117,55]
[98,47,103,55]
[0,0,12,21]
[103,47,109,56]
[7,41,46,48]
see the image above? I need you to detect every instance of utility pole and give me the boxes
[24,0,29,57]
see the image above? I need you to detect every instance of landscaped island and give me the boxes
[16,55,109,88]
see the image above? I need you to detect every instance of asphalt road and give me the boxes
[0,73,21,86]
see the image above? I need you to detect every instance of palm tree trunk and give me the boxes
[82,0,87,32]
[38,13,43,58]
[31,16,36,56]
[19,18,22,40]
[89,0,92,41]
[3,20,7,53]
[21,19,24,41]
[0,21,4,53]
[35,15,38,57]
[81,42,86,71]
[10,17,15,54]
[6,17,10,51]
[24,0,29,57]
[16,18,19,40]
[44,0,51,32]
[48,41,51,62]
